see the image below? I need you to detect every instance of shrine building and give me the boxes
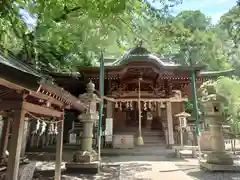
[49,46,233,148]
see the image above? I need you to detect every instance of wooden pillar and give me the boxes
[156,103,161,117]
[0,117,11,160]
[21,120,29,157]
[106,101,113,118]
[105,102,113,145]
[55,114,64,180]
[166,101,174,148]
[6,107,26,180]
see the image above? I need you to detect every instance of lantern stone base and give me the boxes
[199,159,240,172]
[65,161,100,174]
[206,152,233,165]
[65,150,100,174]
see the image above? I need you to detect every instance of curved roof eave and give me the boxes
[111,54,205,70]
[199,69,235,77]
[112,53,180,67]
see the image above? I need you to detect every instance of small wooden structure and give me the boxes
[0,53,86,180]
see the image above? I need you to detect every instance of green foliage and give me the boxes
[220,5,240,76]
[198,77,240,135]
[215,77,240,133]
[0,0,183,71]
[0,0,238,74]
[175,10,210,32]
[220,5,240,47]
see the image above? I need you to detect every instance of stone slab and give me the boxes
[173,145,198,158]
[166,144,173,149]
[199,159,240,172]
[172,145,198,150]
[65,161,100,174]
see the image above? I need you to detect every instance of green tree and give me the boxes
[175,10,210,32]
[215,77,240,153]
[219,5,240,76]
[0,0,183,71]
[158,11,231,70]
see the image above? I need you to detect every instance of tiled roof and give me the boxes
[0,50,42,77]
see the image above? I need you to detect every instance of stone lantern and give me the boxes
[201,97,233,165]
[175,112,191,146]
[198,81,239,171]
[66,81,100,174]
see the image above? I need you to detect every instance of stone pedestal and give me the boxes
[66,81,100,174]
[66,162,100,174]
[205,119,233,165]
[65,149,100,174]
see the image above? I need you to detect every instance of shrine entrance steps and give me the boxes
[141,129,165,147]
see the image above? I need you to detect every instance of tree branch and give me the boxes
[54,6,82,22]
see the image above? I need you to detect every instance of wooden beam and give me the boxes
[29,91,64,107]
[0,100,63,118]
[0,77,26,91]
[6,105,26,180]
[0,100,22,111]
[39,81,86,112]
[106,97,187,102]
[22,102,63,118]
[55,116,64,180]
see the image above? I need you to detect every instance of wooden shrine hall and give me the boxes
[48,46,234,148]
[0,52,86,180]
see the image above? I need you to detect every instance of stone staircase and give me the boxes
[141,129,165,147]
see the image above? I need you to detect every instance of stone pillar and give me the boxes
[80,114,95,151]
[166,101,174,148]
[210,120,225,152]
[66,81,100,174]
[206,116,233,165]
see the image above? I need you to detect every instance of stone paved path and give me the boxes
[32,156,240,180]
[175,159,240,180]
[33,159,194,180]
[30,143,240,180]
[119,161,194,180]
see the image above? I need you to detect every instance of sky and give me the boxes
[170,0,237,24]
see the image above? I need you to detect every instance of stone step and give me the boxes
[143,139,164,144]
[142,131,162,135]
[143,142,165,145]
[143,139,165,143]
[141,143,166,147]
